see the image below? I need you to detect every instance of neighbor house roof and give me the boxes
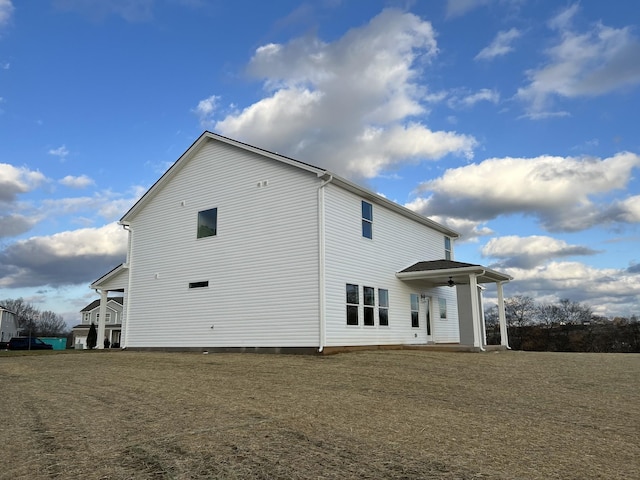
[81,297,124,312]
[397,260,512,284]
[119,131,460,238]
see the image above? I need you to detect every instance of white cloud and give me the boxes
[608,195,640,223]
[447,88,500,109]
[517,4,640,118]
[411,151,640,231]
[446,0,492,17]
[41,188,142,222]
[193,94,219,128]
[0,214,39,238]
[499,261,640,317]
[59,174,95,189]
[198,9,477,179]
[48,145,70,160]
[482,235,600,268]
[0,0,14,28]
[0,163,47,202]
[0,223,128,288]
[475,28,522,61]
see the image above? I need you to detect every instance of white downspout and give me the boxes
[317,174,333,353]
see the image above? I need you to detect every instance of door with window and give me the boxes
[410,294,432,344]
[423,297,433,343]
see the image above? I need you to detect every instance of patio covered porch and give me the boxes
[396,260,512,351]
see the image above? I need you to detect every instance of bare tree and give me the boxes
[38,311,67,337]
[557,298,592,325]
[505,295,536,328]
[1,298,68,337]
[1,298,39,334]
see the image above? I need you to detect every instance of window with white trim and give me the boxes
[410,294,419,328]
[197,208,218,238]
[363,286,375,326]
[362,201,373,239]
[346,284,359,325]
[378,289,389,326]
[439,297,447,319]
[444,236,452,260]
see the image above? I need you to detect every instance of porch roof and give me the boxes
[396,260,512,285]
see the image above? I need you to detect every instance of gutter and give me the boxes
[317,173,333,353]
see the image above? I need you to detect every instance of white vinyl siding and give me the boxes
[323,184,459,346]
[125,140,320,348]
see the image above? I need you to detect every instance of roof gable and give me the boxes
[80,297,124,313]
[119,131,460,238]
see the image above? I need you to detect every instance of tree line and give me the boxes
[1,298,67,337]
[485,295,640,353]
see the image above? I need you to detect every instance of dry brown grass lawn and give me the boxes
[0,350,638,479]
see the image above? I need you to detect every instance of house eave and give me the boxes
[330,176,460,238]
[396,266,512,284]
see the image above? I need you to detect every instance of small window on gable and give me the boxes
[197,208,218,238]
[439,297,447,319]
[362,201,373,239]
[189,281,209,289]
[444,236,452,260]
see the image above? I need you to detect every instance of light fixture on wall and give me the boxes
[447,277,455,288]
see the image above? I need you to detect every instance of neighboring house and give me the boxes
[90,131,511,352]
[72,297,123,349]
[0,306,19,342]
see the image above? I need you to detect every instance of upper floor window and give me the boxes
[361,201,373,239]
[197,208,218,238]
[444,236,452,260]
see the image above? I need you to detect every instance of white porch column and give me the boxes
[497,281,510,348]
[97,289,108,350]
[468,274,484,350]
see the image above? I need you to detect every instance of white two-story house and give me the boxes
[89,131,511,353]
[0,306,19,343]
[73,297,124,349]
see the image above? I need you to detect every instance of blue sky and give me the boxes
[1,0,639,327]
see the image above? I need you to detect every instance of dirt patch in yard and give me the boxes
[0,350,638,479]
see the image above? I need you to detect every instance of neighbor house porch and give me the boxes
[89,263,129,349]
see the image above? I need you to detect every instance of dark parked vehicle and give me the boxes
[8,337,53,350]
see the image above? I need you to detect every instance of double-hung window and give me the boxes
[363,286,375,326]
[444,236,452,260]
[378,289,389,326]
[362,201,373,239]
[346,284,359,325]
